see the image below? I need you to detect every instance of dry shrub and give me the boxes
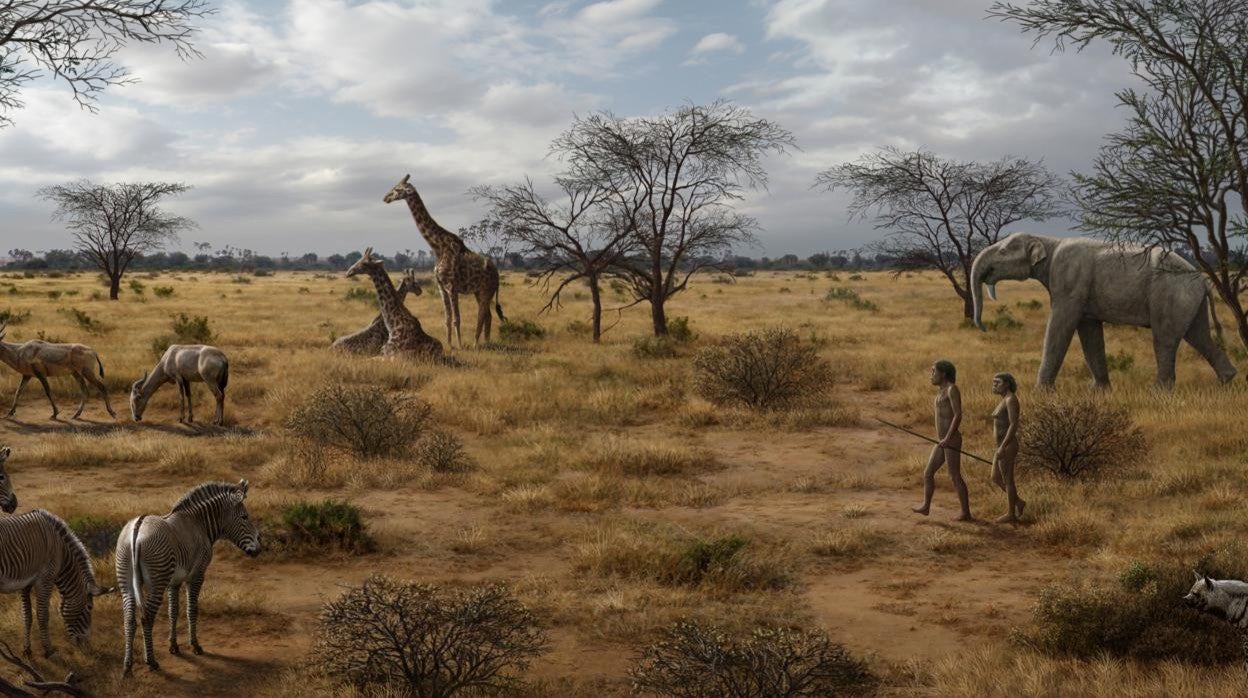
[630,620,876,697]
[311,576,548,697]
[1015,557,1248,665]
[693,328,832,410]
[276,499,375,555]
[285,383,430,458]
[1020,395,1146,479]
[414,431,476,474]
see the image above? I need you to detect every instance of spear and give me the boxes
[873,417,993,465]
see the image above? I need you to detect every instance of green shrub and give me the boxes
[152,313,216,356]
[823,287,878,311]
[285,383,431,458]
[67,515,123,557]
[414,431,476,474]
[342,286,376,305]
[0,308,31,325]
[632,336,680,359]
[671,535,747,586]
[630,621,876,698]
[1107,350,1134,372]
[153,286,175,298]
[58,307,98,332]
[46,290,62,300]
[693,328,833,410]
[279,499,374,554]
[667,316,695,343]
[984,306,1023,331]
[128,279,144,294]
[499,318,545,342]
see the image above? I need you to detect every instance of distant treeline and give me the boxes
[2,247,899,273]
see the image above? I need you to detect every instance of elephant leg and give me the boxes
[1184,304,1238,383]
[1037,309,1081,387]
[1076,319,1111,389]
[1152,334,1182,389]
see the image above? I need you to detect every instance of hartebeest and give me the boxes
[0,322,116,420]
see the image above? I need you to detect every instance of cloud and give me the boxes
[685,32,745,65]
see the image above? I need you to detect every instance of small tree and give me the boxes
[38,180,194,299]
[693,328,832,410]
[285,384,431,459]
[555,100,795,336]
[815,148,1063,319]
[630,620,875,698]
[0,0,212,128]
[311,576,547,697]
[469,176,634,342]
[990,0,1248,350]
[1020,395,1146,479]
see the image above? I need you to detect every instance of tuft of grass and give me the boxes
[278,499,375,555]
[500,318,546,342]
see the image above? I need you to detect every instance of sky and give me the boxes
[0,0,1138,259]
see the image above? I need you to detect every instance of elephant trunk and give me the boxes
[971,255,991,331]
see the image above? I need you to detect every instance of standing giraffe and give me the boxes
[345,249,443,359]
[382,174,505,347]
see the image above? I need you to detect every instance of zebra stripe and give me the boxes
[0,446,15,513]
[116,480,261,676]
[0,509,112,656]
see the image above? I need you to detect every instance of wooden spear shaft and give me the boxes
[873,417,994,465]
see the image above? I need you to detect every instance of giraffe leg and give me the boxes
[168,582,181,655]
[440,286,454,347]
[451,291,463,349]
[187,572,205,655]
[475,294,490,346]
[7,375,29,417]
[20,587,32,657]
[72,372,88,419]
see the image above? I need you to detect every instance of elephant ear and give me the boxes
[1026,237,1049,267]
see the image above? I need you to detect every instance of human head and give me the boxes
[992,372,1018,395]
[931,359,957,385]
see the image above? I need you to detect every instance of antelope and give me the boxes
[130,345,230,426]
[0,321,117,420]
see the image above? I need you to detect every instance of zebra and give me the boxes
[0,509,114,657]
[1183,572,1248,670]
[0,446,17,513]
[115,479,261,676]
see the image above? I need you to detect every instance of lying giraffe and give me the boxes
[344,249,443,359]
[383,174,505,347]
[332,269,424,355]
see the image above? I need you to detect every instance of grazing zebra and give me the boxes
[0,509,114,657]
[0,446,16,513]
[1183,572,1248,669]
[116,480,260,676]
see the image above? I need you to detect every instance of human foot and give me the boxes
[911,505,930,516]
[995,513,1018,524]
[952,513,975,522]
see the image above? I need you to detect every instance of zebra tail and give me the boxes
[495,285,506,323]
[130,515,146,602]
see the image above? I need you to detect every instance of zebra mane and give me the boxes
[33,509,95,584]
[170,481,241,514]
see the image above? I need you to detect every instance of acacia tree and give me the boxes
[470,177,635,342]
[39,180,194,299]
[991,0,1248,349]
[815,148,1064,319]
[0,0,212,127]
[554,100,795,336]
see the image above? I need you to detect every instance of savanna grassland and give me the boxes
[1,266,1247,696]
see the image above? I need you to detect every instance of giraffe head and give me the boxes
[383,173,415,204]
[345,247,383,278]
[399,268,424,297]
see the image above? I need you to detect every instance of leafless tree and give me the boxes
[0,0,213,127]
[470,177,636,342]
[1019,395,1146,480]
[0,640,91,697]
[991,0,1248,349]
[38,180,194,299]
[816,148,1064,319]
[554,100,795,336]
[311,576,547,697]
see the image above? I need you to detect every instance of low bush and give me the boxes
[631,620,876,697]
[153,286,175,298]
[285,383,430,458]
[413,431,476,474]
[128,279,144,294]
[823,287,878,311]
[0,308,30,325]
[1020,395,1146,479]
[151,313,216,356]
[343,286,376,305]
[632,336,680,359]
[58,307,98,332]
[279,499,374,555]
[311,576,548,696]
[693,328,832,410]
[667,316,695,343]
[499,318,545,342]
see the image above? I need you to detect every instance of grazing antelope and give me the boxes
[130,345,230,426]
[116,480,260,676]
[0,446,16,514]
[0,321,117,420]
[331,268,425,355]
[0,509,114,657]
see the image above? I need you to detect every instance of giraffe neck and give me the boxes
[404,192,463,260]
[359,265,411,335]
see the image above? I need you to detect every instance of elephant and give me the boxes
[971,233,1237,389]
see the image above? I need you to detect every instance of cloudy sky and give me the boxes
[0,0,1135,258]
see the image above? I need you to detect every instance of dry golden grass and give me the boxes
[2,267,1246,695]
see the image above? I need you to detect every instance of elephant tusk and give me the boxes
[986,283,997,301]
